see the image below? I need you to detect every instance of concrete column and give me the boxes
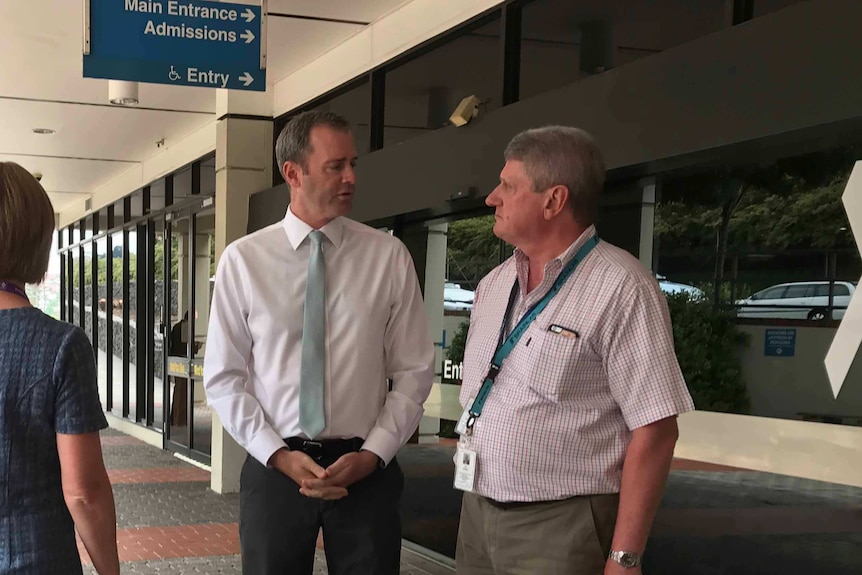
[210,89,273,494]
[639,177,658,271]
[420,223,448,440]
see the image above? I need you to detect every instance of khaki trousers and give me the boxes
[456,491,619,575]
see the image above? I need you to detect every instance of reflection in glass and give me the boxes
[398,212,509,558]
[167,218,190,447]
[384,17,500,148]
[71,247,80,327]
[153,224,166,429]
[25,234,62,319]
[192,209,215,457]
[519,0,727,100]
[654,143,861,424]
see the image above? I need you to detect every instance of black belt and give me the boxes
[285,437,364,461]
[483,497,551,510]
[483,493,615,511]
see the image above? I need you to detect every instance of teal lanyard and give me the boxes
[464,236,599,434]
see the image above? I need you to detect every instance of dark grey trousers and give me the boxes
[239,453,403,575]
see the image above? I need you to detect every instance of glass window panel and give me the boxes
[753,0,811,18]
[153,222,166,429]
[150,179,167,211]
[655,141,860,425]
[95,236,109,409]
[384,16,501,148]
[173,166,193,200]
[519,0,728,100]
[25,234,62,319]
[71,245,80,326]
[783,285,810,298]
[397,212,508,558]
[308,80,372,156]
[192,208,215,456]
[167,218,190,447]
[200,158,216,197]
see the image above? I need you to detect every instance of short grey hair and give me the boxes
[275,110,351,181]
[504,126,605,225]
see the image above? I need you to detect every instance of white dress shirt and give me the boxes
[204,206,435,466]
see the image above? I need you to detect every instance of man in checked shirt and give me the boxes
[454,126,695,575]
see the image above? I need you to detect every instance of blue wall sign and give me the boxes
[765,329,796,357]
[84,0,265,91]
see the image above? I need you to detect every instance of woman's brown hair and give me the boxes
[0,162,55,284]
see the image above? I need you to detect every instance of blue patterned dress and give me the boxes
[0,308,108,574]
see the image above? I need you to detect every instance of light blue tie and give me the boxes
[299,231,326,439]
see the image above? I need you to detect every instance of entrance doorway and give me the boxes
[163,198,216,464]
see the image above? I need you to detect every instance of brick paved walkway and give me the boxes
[78,428,862,574]
[80,429,453,574]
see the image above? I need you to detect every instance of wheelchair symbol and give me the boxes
[168,66,181,81]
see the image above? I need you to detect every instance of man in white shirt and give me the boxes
[204,111,435,575]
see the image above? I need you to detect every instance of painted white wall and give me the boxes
[676,411,862,488]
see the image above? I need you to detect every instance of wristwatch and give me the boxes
[608,550,642,569]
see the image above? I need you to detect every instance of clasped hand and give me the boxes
[269,448,380,500]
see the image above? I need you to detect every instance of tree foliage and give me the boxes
[665,292,750,413]
[446,216,504,286]
[446,320,470,367]
[657,149,858,254]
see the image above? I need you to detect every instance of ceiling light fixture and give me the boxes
[32,128,55,135]
[108,80,139,106]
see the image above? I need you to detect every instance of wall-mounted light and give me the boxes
[32,128,55,135]
[109,80,139,106]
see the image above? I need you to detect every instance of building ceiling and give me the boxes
[0,0,411,213]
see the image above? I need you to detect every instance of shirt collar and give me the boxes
[514,225,597,293]
[514,225,597,268]
[282,204,345,250]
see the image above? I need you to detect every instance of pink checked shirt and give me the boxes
[459,226,694,502]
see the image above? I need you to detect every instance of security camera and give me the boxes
[449,95,481,127]
[32,172,43,182]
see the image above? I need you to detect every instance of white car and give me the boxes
[444,282,474,311]
[656,274,704,299]
[736,281,856,320]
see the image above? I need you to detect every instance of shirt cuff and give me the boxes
[247,426,287,467]
[361,426,402,467]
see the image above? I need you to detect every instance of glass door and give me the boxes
[164,197,215,464]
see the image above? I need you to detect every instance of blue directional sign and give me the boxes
[765,328,796,357]
[84,0,265,91]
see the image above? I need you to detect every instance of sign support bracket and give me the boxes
[83,0,91,56]
[261,0,268,71]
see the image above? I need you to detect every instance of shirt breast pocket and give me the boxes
[529,325,584,402]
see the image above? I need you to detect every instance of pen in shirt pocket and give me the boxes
[548,323,580,339]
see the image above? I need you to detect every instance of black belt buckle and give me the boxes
[302,440,324,460]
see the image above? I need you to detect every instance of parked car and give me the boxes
[735,281,856,320]
[656,274,704,299]
[444,282,474,311]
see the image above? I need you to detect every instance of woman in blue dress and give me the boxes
[0,162,119,574]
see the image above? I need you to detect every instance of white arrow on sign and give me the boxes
[239,72,254,87]
[242,8,255,23]
[240,30,255,44]
[825,161,862,398]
